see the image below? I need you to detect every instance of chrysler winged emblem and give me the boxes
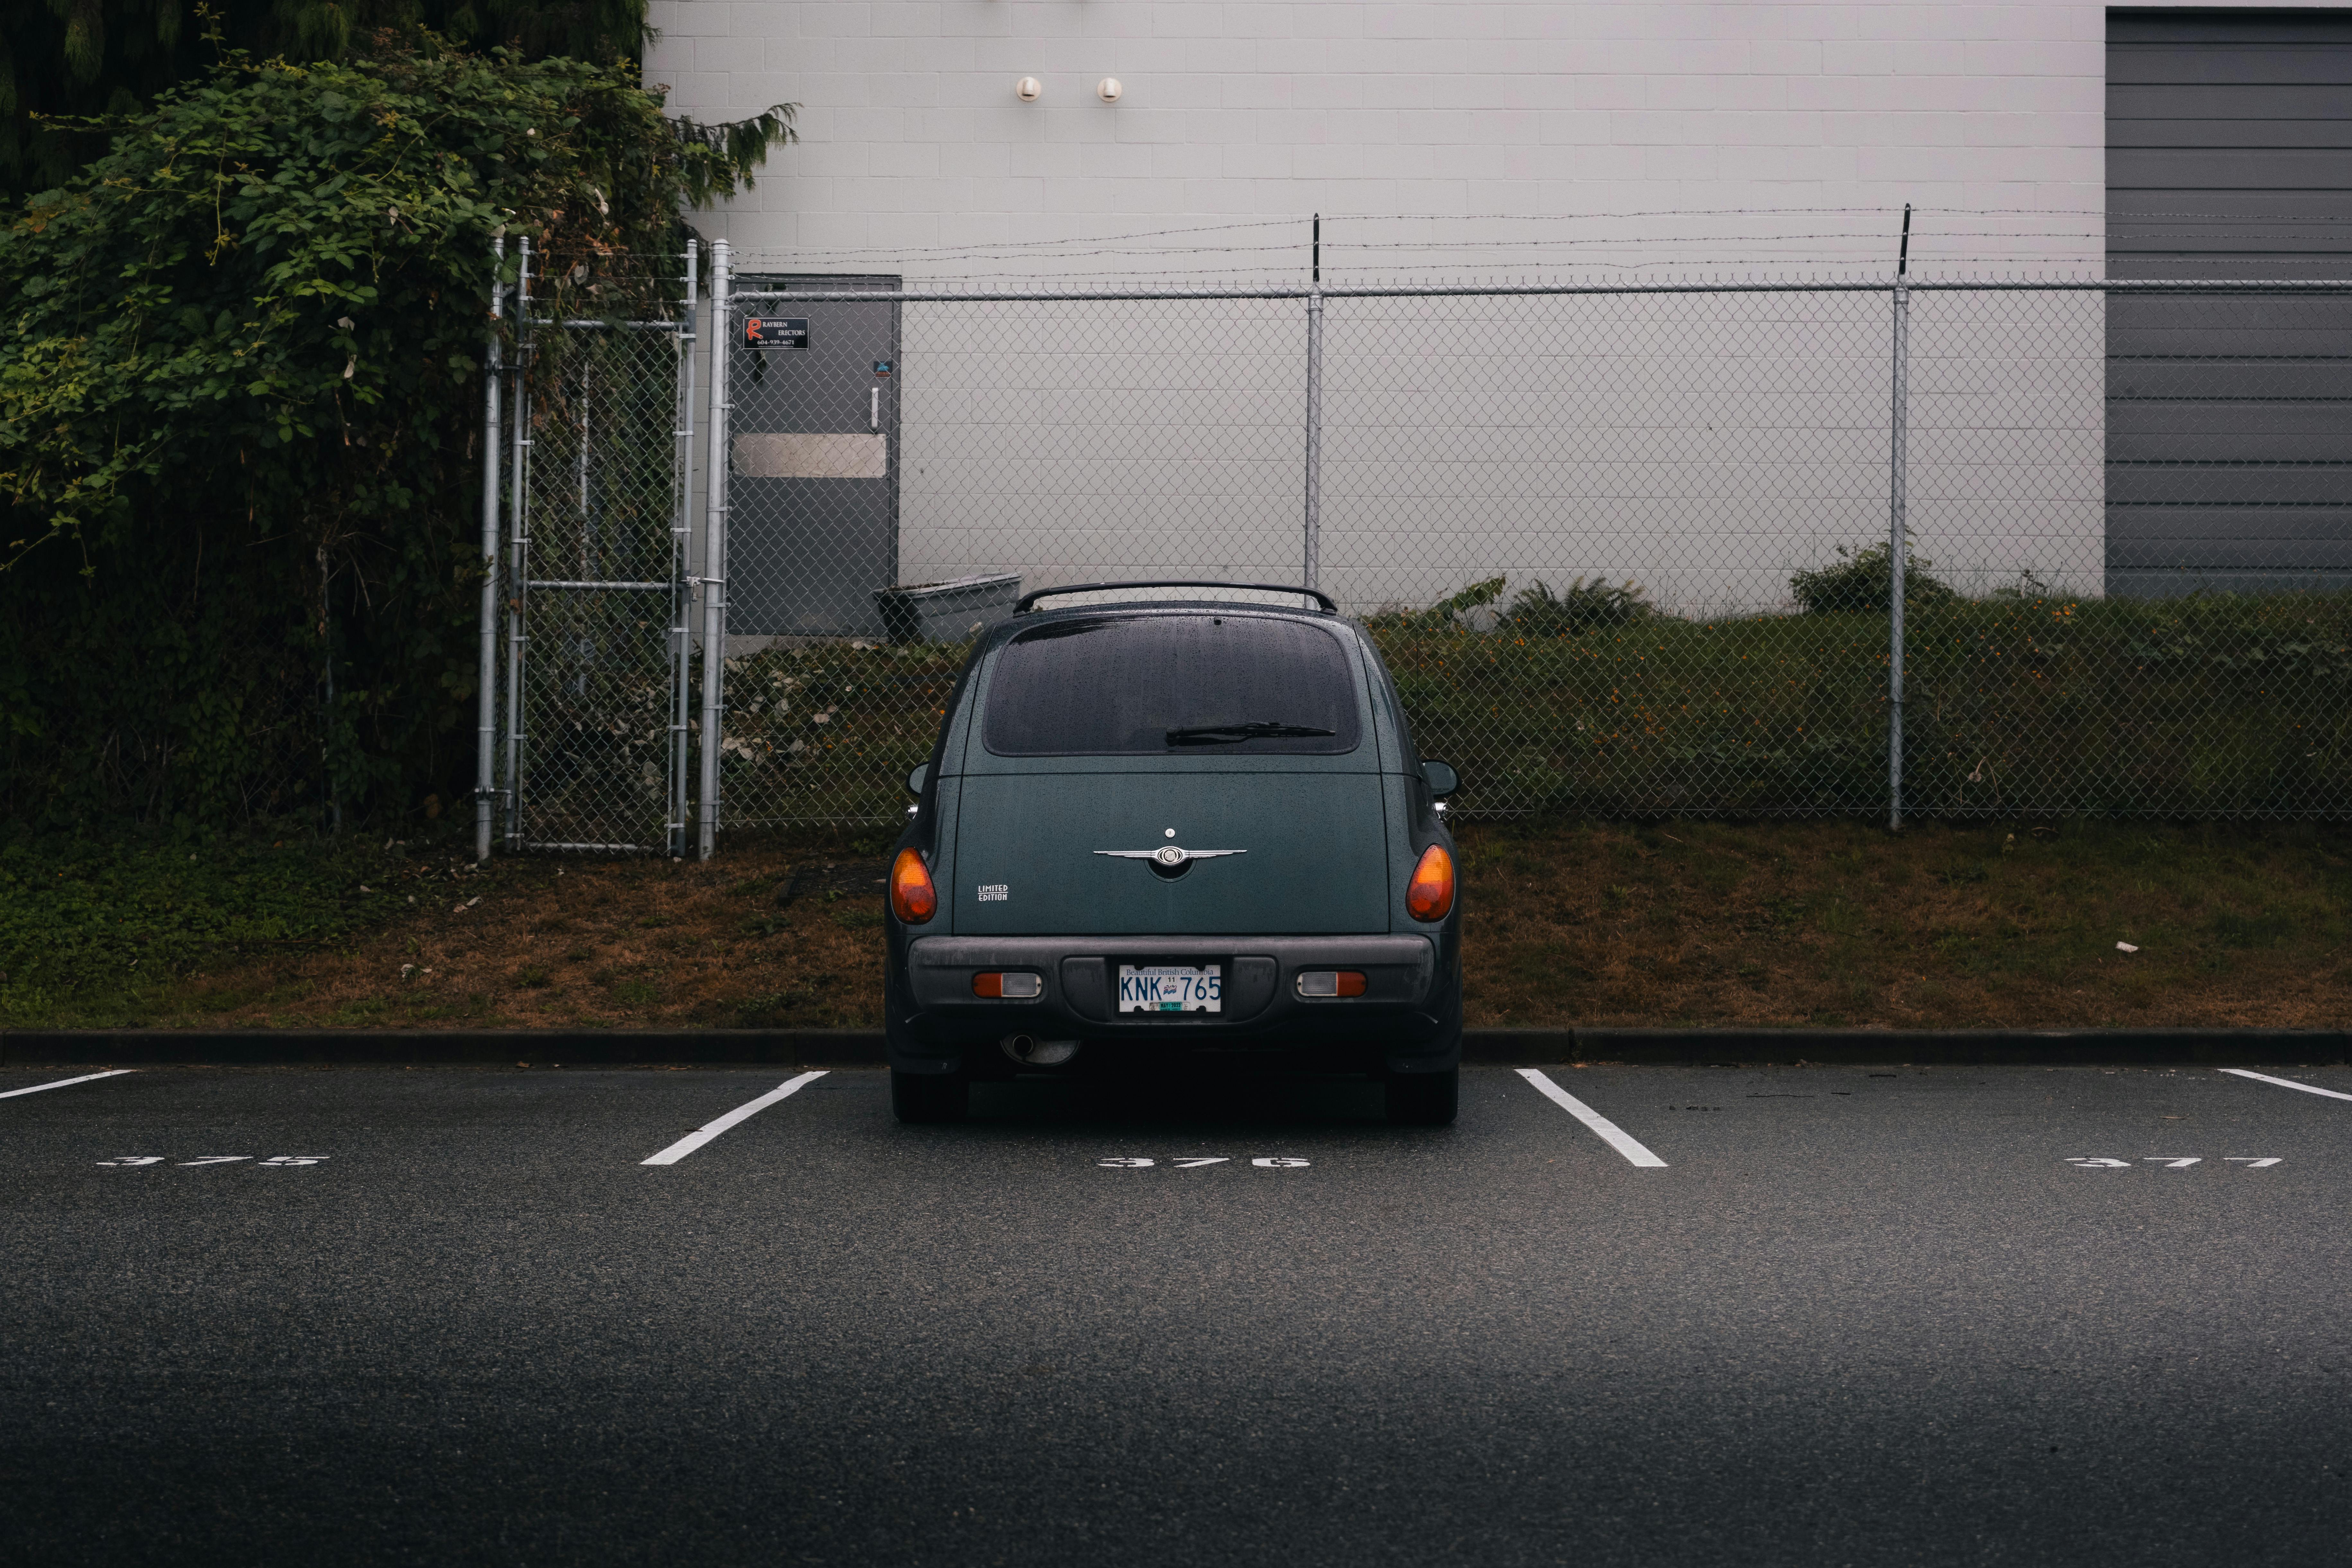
[1095,845,1245,869]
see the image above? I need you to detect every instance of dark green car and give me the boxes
[883,582,1464,1125]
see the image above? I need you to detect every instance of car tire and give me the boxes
[891,1068,968,1124]
[1386,1066,1458,1126]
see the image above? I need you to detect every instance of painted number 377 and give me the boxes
[2064,1156,2279,1169]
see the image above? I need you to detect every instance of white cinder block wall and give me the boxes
[645,1,2336,617]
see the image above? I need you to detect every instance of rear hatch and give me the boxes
[951,609,1390,936]
[953,768,1388,934]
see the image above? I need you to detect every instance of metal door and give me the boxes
[726,275,902,636]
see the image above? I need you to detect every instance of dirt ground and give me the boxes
[1455,817,2351,1030]
[136,817,2352,1033]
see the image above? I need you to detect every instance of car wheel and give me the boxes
[1386,1066,1458,1126]
[891,1068,968,1124]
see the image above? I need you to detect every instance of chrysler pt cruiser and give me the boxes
[883,582,1464,1126]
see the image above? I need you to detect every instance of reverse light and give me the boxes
[972,971,1043,999]
[1296,970,1367,998]
[889,847,938,924]
[1406,844,1455,922]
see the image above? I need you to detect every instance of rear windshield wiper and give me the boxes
[1164,721,1339,746]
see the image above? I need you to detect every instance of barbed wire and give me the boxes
[710,202,2348,293]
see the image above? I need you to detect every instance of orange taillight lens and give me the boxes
[1406,843,1455,922]
[889,847,938,924]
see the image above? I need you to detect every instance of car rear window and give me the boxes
[983,614,1362,756]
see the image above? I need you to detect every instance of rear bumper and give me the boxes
[889,932,1460,1073]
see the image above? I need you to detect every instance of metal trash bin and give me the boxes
[872,573,1023,644]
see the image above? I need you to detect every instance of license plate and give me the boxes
[1118,964,1222,1013]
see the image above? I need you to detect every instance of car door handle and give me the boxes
[870,387,879,431]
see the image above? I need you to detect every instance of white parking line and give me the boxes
[2219,1067,2352,1103]
[0,1070,138,1100]
[1516,1069,1668,1168]
[640,1072,828,1166]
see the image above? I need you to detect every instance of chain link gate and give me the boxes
[489,242,699,856]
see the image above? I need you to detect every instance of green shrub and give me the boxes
[1501,577,1654,636]
[714,580,2352,825]
[0,35,787,830]
[1790,539,1956,615]
[1359,585,2352,821]
[1362,575,1507,632]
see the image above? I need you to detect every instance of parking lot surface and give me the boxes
[3,1060,2347,1565]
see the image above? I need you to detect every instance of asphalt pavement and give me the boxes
[2,1060,2347,1566]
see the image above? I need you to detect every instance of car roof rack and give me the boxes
[1014,580,1337,614]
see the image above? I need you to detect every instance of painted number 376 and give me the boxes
[1100,1157,1310,1169]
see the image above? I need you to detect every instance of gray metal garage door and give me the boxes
[2108,10,2352,596]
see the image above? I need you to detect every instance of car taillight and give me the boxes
[1406,844,1454,922]
[889,847,938,924]
[1296,970,1367,998]
[972,972,1042,999]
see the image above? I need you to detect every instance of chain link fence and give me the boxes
[1903,285,2351,818]
[713,282,1318,829]
[479,261,2352,853]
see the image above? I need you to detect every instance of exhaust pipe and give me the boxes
[1001,1034,1080,1067]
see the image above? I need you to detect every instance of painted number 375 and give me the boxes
[95,1155,330,1167]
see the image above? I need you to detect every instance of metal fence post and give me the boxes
[475,236,506,864]
[504,237,532,850]
[698,239,732,861]
[1303,291,1323,593]
[1303,215,1323,594]
[1887,221,1911,831]
[670,239,699,858]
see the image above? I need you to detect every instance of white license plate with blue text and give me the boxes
[1118,964,1222,1013]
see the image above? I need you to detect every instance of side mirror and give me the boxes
[1420,759,1459,799]
[905,761,931,799]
